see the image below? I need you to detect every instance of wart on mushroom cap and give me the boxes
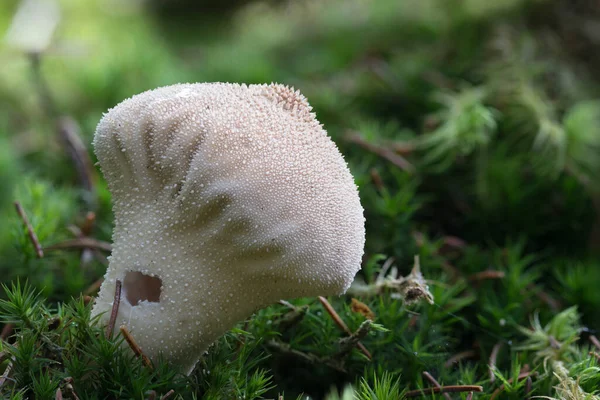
[91,82,365,374]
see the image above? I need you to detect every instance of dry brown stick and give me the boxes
[160,389,175,400]
[45,237,112,253]
[422,371,452,400]
[468,270,505,282]
[466,392,473,400]
[105,280,122,338]
[317,296,372,359]
[369,168,385,191]
[489,342,503,383]
[14,202,44,258]
[405,385,483,398]
[81,212,96,235]
[444,349,477,367]
[345,132,415,173]
[1,324,14,341]
[525,376,532,399]
[55,388,63,400]
[57,117,96,193]
[120,325,153,369]
[590,335,600,351]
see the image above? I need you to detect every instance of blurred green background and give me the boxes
[1,0,600,398]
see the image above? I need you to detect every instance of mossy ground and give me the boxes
[1,0,600,399]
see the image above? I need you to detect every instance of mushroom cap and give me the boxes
[91,82,365,373]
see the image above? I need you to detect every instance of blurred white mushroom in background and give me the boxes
[5,0,61,54]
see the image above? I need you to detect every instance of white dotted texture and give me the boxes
[91,82,365,374]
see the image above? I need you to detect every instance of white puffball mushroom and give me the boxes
[91,82,365,374]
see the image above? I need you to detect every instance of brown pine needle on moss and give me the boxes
[120,325,153,370]
[14,201,44,258]
[345,131,415,173]
[422,371,452,400]
[0,324,13,341]
[404,384,484,398]
[318,296,372,359]
[106,279,122,338]
[489,342,503,383]
[468,270,505,282]
[589,335,600,350]
[45,237,112,253]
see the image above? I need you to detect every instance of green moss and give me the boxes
[1,0,600,398]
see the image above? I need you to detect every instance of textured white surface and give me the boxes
[91,82,365,373]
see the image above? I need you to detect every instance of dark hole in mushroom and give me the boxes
[123,271,162,306]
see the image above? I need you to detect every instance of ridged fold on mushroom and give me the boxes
[92,82,365,374]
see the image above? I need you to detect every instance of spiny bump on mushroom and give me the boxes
[91,82,365,374]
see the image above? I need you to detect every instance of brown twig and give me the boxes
[14,202,44,258]
[318,296,371,359]
[405,385,483,398]
[369,168,385,191]
[489,342,503,383]
[120,325,153,369]
[160,389,175,400]
[445,349,477,367]
[589,335,600,351]
[45,237,112,253]
[525,376,532,399]
[466,393,473,400]
[345,132,415,173]
[1,324,14,341]
[106,280,122,338]
[468,270,505,282]
[30,53,97,199]
[55,388,63,400]
[422,372,452,400]
[57,117,96,193]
